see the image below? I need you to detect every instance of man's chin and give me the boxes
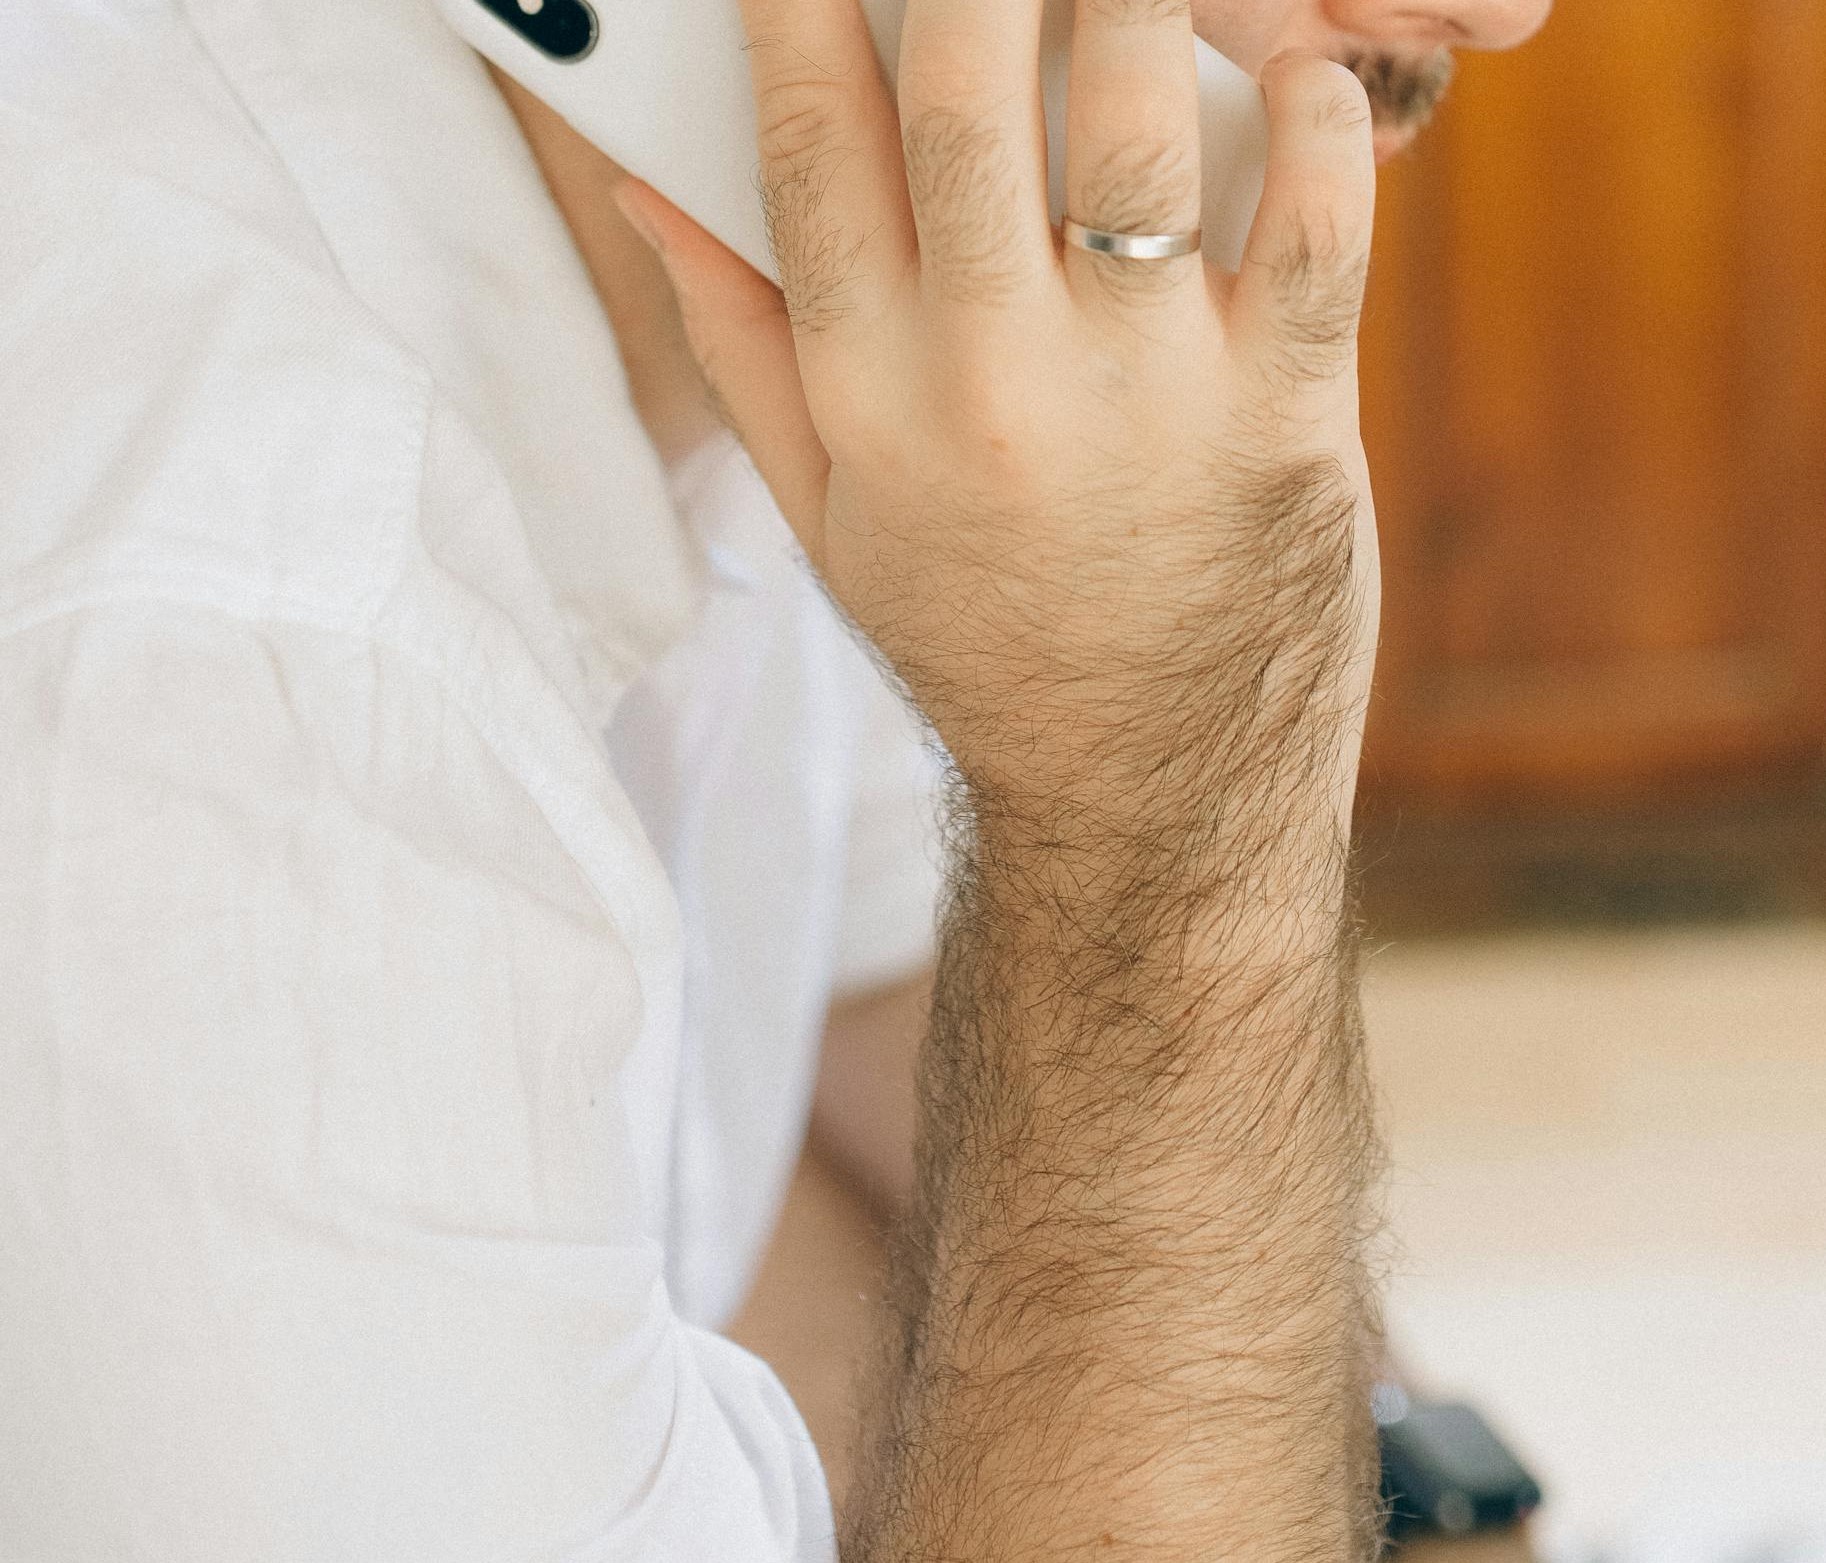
[1182,24,1436,167]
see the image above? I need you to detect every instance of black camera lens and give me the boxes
[474,0,597,61]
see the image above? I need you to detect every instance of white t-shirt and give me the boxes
[0,0,943,1556]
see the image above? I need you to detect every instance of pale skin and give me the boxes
[495,0,1551,1549]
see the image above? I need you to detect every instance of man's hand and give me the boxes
[617,3,1386,1558]
[613,15,1379,818]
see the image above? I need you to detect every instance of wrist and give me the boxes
[941,651,1370,883]
[959,744,1360,944]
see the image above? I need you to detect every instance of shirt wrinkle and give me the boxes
[169,0,352,281]
[0,0,942,1556]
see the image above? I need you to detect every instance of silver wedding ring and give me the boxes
[1061,217,1202,261]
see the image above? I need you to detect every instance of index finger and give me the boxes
[736,0,916,338]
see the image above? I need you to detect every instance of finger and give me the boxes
[735,0,916,349]
[615,178,834,565]
[1230,52,1376,385]
[1062,0,1205,317]
[894,0,1054,309]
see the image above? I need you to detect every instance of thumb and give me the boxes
[612,176,832,560]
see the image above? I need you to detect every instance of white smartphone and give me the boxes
[431,0,1267,283]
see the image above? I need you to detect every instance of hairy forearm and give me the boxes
[843,516,1384,1561]
[847,828,1373,1548]
[845,797,1381,1561]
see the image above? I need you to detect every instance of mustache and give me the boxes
[1340,48,1457,133]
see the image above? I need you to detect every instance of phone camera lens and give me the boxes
[475,0,597,60]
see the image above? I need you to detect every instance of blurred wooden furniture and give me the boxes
[1356,0,1826,912]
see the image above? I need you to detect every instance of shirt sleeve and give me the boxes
[0,600,835,1563]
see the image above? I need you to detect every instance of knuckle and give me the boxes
[902,108,1028,305]
[896,33,999,107]
[936,376,1051,480]
[747,67,871,334]
[894,99,986,182]
[758,159,865,336]
[754,76,850,168]
[1267,211,1365,297]
[1070,138,1200,311]
[1074,138,1198,236]
[1261,218,1368,371]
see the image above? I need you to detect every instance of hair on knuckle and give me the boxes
[1076,139,1198,237]
[757,152,866,335]
[749,63,878,331]
[1072,140,1200,309]
[903,107,1028,305]
[1259,222,1367,379]
[758,104,834,174]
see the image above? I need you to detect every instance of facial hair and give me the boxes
[1341,48,1456,135]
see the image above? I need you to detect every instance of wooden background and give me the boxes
[1352,0,1826,928]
